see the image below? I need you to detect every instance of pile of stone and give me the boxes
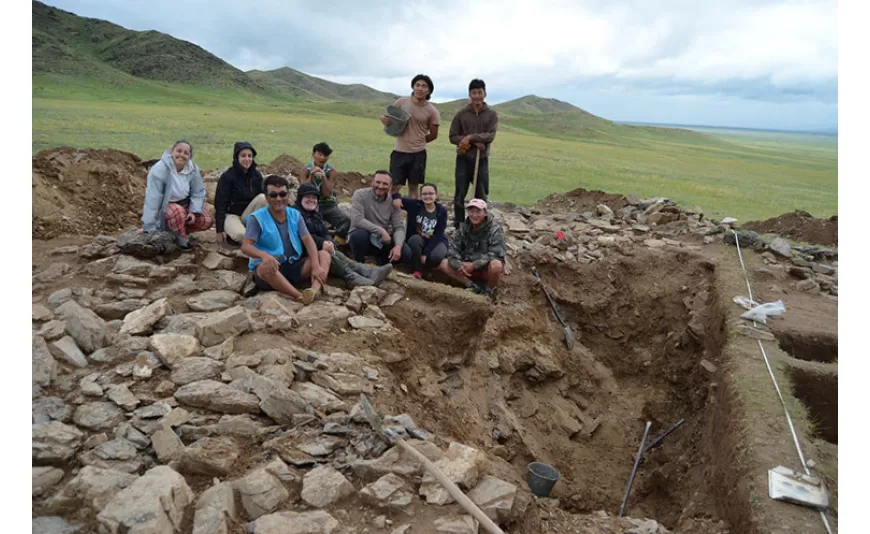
[724,231,838,297]
[485,196,837,297]
[491,197,711,265]
[31,242,528,533]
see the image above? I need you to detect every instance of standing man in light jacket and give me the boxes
[379,74,441,199]
[449,79,498,228]
[347,170,406,265]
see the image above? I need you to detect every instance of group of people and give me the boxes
[140,76,505,304]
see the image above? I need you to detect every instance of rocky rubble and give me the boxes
[32,192,806,533]
[32,237,531,533]
[482,195,837,297]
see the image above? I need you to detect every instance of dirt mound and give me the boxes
[259,154,371,199]
[536,187,630,213]
[742,210,837,247]
[33,147,148,239]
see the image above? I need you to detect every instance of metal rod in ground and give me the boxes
[643,418,685,455]
[619,421,653,518]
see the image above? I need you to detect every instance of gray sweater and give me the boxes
[349,188,406,246]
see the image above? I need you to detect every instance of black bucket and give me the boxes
[527,462,561,497]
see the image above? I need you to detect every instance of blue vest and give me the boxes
[246,206,304,270]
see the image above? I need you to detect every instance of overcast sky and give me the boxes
[43,0,837,131]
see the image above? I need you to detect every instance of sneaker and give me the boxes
[412,271,423,280]
[468,283,494,298]
[301,288,317,305]
[467,282,484,294]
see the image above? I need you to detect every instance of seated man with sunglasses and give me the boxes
[241,175,331,304]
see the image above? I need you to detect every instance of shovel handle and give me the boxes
[394,439,507,534]
[471,149,481,199]
[531,267,569,329]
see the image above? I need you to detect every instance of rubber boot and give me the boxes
[346,256,393,286]
[344,270,375,288]
[368,264,393,286]
[331,252,375,288]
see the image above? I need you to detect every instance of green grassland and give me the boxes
[31,0,837,222]
[32,80,837,222]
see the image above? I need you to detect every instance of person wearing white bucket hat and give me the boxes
[379,74,441,199]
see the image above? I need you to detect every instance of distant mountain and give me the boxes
[495,95,585,114]
[248,67,400,102]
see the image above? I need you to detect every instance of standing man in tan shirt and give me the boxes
[379,74,441,199]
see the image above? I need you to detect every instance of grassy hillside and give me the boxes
[32,1,257,89]
[32,0,719,147]
[31,1,837,222]
[32,86,838,222]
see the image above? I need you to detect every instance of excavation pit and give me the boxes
[775,331,838,363]
[784,365,838,445]
[379,248,731,530]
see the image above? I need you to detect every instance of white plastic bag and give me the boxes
[733,296,759,310]
[741,300,786,324]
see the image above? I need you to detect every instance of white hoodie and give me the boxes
[165,153,197,202]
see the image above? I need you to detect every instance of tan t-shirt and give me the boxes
[393,97,441,153]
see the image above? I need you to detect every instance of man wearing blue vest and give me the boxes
[241,175,331,305]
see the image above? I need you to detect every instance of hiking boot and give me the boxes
[344,271,375,288]
[176,236,194,252]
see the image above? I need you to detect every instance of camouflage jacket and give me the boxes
[447,214,506,271]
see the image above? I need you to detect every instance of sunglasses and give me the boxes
[267,191,288,198]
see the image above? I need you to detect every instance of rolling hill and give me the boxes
[32,0,719,145]
[248,67,399,102]
[33,0,257,88]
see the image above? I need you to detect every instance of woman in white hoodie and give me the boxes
[141,140,214,249]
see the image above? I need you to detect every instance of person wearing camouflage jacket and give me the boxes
[439,198,505,297]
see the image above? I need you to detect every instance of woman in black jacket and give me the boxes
[215,141,266,244]
[295,183,392,288]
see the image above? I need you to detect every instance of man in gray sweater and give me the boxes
[348,170,406,265]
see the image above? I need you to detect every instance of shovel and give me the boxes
[471,148,481,200]
[531,266,575,350]
[464,147,481,201]
[359,395,507,534]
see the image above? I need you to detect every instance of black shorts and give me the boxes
[390,150,427,186]
[252,256,308,290]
